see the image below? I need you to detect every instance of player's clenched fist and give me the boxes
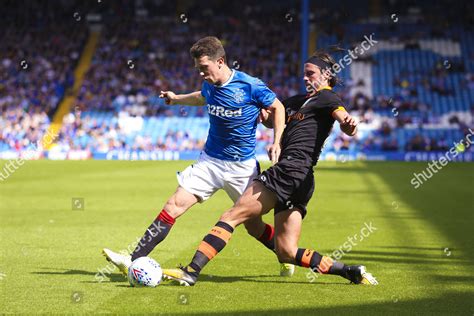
[160,91,177,105]
[339,115,358,136]
[267,143,281,165]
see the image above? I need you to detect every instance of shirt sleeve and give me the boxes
[316,90,346,113]
[252,78,276,108]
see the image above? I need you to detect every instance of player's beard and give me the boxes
[305,80,318,96]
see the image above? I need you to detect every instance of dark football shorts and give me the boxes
[255,158,315,219]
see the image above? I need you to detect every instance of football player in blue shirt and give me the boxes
[102,36,294,277]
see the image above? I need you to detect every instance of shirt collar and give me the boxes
[216,69,235,87]
[317,85,332,91]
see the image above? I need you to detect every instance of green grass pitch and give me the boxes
[1,160,473,314]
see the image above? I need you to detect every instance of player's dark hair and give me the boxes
[190,36,226,62]
[308,47,344,87]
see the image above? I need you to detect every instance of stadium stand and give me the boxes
[0,1,87,154]
[1,0,472,161]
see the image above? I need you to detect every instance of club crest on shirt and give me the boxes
[233,88,245,104]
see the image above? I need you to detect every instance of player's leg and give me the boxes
[223,160,276,252]
[130,155,222,260]
[243,216,274,250]
[102,186,199,274]
[273,209,302,265]
[274,208,348,276]
[163,181,277,285]
[191,181,277,271]
[130,186,199,260]
[103,156,219,274]
[242,213,295,276]
[223,159,295,276]
[274,208,378,285]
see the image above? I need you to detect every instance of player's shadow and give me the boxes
[110,274,346,287]
[207,291,473,315]
[112,274,346,287]
[197,274,346,285]
[375,245,451,251]
[343,249,469,265]
[366,165,474,265]
[32,268,126,283]
[32,269,346,286]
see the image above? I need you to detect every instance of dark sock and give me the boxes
[295,248,347,277]
[328,261,347,277]
[131,209,175,261]
[187,221,234,275]
[256,223,275,251]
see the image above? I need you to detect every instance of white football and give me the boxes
[127,257,163,287]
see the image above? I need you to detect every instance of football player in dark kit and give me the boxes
[163,49,378,286]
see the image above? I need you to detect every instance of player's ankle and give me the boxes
[186,263,201,277]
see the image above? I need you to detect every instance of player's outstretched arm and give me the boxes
[159,91,206,106]
[333,109,358,136]
[266,98,285,164]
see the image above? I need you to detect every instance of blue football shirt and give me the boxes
[201,70,276,161]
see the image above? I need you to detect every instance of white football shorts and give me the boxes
[176,151,260,202]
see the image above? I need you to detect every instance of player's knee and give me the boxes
[219,209,234,222]
[219,207,246,226]
[163,197,186,218]
[163,188,198,218]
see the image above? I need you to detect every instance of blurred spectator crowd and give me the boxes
[1,0,473,155]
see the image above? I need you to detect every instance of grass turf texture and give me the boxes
[0,160,473,315]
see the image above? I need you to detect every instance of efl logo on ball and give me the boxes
[127,257,163,287]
